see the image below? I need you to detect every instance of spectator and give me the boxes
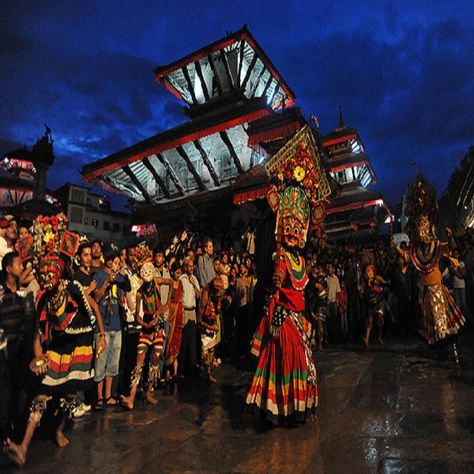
[344,257,360,341]
[214,256,229,290]
[451,249,467,322]
[122,245,141,324]
[338,280,348,341]
[0,251,35,442]
[15,222,33,263]
[165,261,185,381]
[235,263,251,357]
[196,237,215,289]
[222,265,239,361]
[242,225,256,256]
[73,243,96,295]
[326,263,341,343]
[0,218,17,270]
[179,258,200,375]
[0,218,10,268]
[90,240,104,275]
[93,247,130,409]
[153,246,170,379]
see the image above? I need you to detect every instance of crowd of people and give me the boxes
[0,210,472,465]
[304,227,473,350]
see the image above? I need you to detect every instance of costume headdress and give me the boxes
[135,243,153,268]
[31,213,80,272]
[364,264,376,279]
[405,174,438,243]
[264,125,331,249]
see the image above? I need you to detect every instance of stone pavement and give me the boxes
[2,334,474,473]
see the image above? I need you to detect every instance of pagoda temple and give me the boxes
[81,26,304,233]
[320,109,391,241]
[82,27,391,242]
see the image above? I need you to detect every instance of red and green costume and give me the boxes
[246,249,318,422]
[246,132,329,423]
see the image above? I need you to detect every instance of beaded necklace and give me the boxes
[284,250,308,290]
[410,240,442,273]
[44,281,77,332]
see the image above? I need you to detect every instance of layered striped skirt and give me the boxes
[41,331,94,395]
[420,282,465,345]
[246,301,318,423]
[138,328,165,351]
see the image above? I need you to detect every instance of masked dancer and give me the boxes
[362,264,388,347]
[392,175,465,359]
[246,129,331,424]
[3,214,106,466]
[198,277,224,383]
[121,261,172,409]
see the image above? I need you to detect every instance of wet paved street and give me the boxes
[2,334,474,473]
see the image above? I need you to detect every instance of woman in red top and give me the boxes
[165,262,185,380]
[338,280,348,341]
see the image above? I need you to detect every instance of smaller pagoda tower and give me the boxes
[320,108,391,241]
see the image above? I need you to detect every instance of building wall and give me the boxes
[61,184,132,245]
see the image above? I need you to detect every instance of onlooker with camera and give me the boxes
[92,246,130,409]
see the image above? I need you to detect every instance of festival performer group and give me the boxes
[0,137,472,465]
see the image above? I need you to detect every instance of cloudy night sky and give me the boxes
[1,0,473,207]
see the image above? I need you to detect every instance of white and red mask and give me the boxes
[140,261,155,282]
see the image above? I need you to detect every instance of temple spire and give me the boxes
[337,105,345,130]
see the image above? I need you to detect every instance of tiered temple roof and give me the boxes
[321,109,391,240]
[154,26,295,112]
[81,27,301,224]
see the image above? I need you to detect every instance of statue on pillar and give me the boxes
[31,126,54,202]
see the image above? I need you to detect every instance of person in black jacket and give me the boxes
[0,251,35,443]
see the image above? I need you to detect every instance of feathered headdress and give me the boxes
[405,174,438,241]
[135,243,153,268]
[265,126,331,206]
[264,126,331,249]
[31,213,80,271]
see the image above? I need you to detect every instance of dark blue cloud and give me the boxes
[0,0,472,207]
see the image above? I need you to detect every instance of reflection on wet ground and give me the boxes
[2,334,474,473]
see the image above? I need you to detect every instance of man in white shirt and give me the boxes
[326,263,341,343]
[0,217,16,271]
[179,258,201,375]
[122,246,142,325]
[0,225,9,270]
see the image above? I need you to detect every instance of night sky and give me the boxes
[1,1,473,208]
